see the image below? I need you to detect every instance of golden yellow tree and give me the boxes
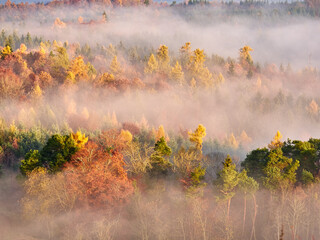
[239,130,252,146]
[19,43,27,53]
[69,56,88,80]
[157,45,170,73]
[156,125,166,142]
[188,124,206,151]
[1,45,12,59]
[31,84,42,99]
[144,54,158,74]
[71,131,88,149]
[217,72,225,85]
[109,55,122,75]
[180,42,192,68]
[188,49,214,88]
[268,131,283,150]
[118,129,133,145]
[239,45,253,67]
[171,61,184,85]
[227,133,239,149]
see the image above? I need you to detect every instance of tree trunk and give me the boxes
[227,198,231,221]
[242,195,247,237]
[250,194,257,240]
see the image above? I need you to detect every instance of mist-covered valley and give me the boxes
[0,1,320,240]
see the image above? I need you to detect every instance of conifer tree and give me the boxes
[188,124,206,151]
[171,61,184,85]
[239,45,253,67]
[149,137,172,175]
[157,45,170,73]
[144,54,158,74]
[215,155,239,219]
[109,55,122,75]
[268,131,283,150]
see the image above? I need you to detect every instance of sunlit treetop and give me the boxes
[268,130,283,150]
[71,131,88,149]
[239,45,253,66]
[188,124,206,151]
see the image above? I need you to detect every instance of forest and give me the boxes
[0,1,320,240]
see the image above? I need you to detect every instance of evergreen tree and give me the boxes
[148,137,172,175]
[215,155,239,219]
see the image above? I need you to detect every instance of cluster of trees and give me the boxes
[1,119,320,239]
[1,0,320,18]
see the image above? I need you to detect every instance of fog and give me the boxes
[0,4,320,240]
[1,7,320,69]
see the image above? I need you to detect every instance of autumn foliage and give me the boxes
[64,141,134,208]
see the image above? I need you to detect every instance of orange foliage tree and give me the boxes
[64,141,134,208]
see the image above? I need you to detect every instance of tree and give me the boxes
[20,150,41,176]
[239,45,253,67]
[238,170,259,238]
[149,137,172,175]
[215,155,239,220]
[123,141,153,176]
[20,133,81,174]
[301,169,314,185]
[241,148,269,180]
[307,99,319,118]
[19,43,27,54]
[21,167,76,220]
[170,61,184,85]
[64,141,133,208]
[263,148,300,196]
[155,125,166,142]
[188,49,213,88]
[180,42,191,68]
[70,131,88,149]
[109,55,122,75]
[50,46,69,81]
[30,84,42,99]
[188,124,206,151]
[68,56,89,81]
[144,54,158,74]
[156,45,170,73]
[268,131,283,150]
[1,45,12,59]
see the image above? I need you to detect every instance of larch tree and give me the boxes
[239,45,253,67]
[30,84,42,99]
[19,43,27,53]
[156,125,166,142]
[180,42,192,68]
[171,61,184,85]
[156,45,170,73]
[1,45,12,59]
[268,131,283,150]
[109,55,122,76]
[188,49,214,88]
[68,56,89,81]
[144,54,158,74]
[188,124,206,152]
